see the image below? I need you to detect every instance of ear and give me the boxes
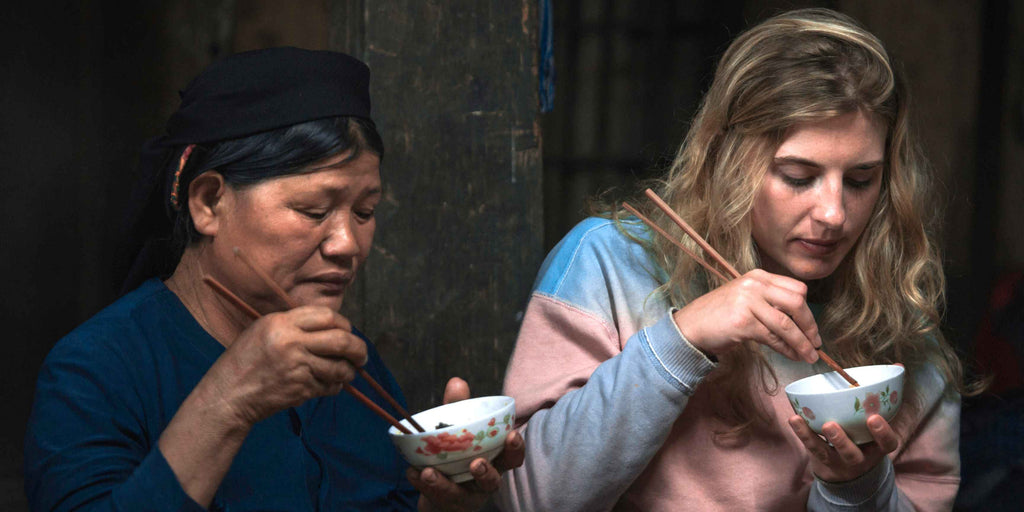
[187,170,228,237]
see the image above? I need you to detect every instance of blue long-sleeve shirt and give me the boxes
[24,278,418,511]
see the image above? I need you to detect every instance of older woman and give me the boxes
[25,47,521,511]
[499,8,972,511]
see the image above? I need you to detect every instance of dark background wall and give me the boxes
[2,0,1022,510]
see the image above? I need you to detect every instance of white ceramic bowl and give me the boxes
[389,396,515,483]
[785,364,904,444]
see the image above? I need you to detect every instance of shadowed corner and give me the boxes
[955,272,1024,511]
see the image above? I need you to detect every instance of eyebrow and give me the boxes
[321,185,382,195]
[294,184,382,200]
[773,156,885,170]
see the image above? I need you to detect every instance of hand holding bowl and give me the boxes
[389,396,515,483]
[785,364,904,444]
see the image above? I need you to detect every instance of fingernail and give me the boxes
[422,469,437,483]
[471,460,485,475]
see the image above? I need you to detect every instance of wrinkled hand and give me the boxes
[672,269,821,363]
[206,306,368,427]
[410,378,525,512]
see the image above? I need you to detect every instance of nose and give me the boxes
[811,177,846,229]
[320,215,362,258]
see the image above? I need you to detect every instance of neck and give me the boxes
[165,246,250,347]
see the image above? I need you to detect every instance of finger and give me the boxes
[746,271,821,351]
[309,376,345,399]
[788,415,831,464]
[332,311,353,332]
[754,269,807,296]
[288,306,343,332]
[443,377,470,405]
[302,354,359,386]
[749,321,801,361]
[492,431,525,471]
[284,355,351,399]
[744,305,803,362]
[468,458,501,492]
[302,330,368,365]
[866,414,900,453]
[750,300,817,363]
[758,282,822,351]
[279,369,344,403]
[822,422,864,466]
[407,467,466,507]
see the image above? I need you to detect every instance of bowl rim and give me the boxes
[784,364,904,397]
[388,395,515,437]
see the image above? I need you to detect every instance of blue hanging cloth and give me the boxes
[539,0,555,113]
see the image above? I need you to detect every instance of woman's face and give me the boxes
[207,150,381,312]
[751,110,885,282]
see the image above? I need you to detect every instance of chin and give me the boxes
[789,264,840,281]
[320,297,345,312]
[297,292,345,311]
[779,256,841,281]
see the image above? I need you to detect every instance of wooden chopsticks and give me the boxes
[621,203,730,284]
[625,188,860,387]
[229,248,426,433]
[200,249,426,434]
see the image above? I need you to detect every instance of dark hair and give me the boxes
[168,115,383,255]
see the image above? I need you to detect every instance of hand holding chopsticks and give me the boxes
[201,248,426,434]
[625,189,859,387]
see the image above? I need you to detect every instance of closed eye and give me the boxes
[845,164,882,190]
[781,175,814,189]
[297,209,329,221]
[845,177,874,189]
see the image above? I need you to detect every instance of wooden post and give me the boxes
[332,1,543,411]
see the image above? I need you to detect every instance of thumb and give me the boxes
[443,377,470,404]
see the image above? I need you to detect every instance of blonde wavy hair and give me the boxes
[617,8,973,438]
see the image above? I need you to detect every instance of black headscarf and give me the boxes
[117,47,374,293]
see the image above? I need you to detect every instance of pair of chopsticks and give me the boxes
[202,247,427,434]
[624,188,859,387]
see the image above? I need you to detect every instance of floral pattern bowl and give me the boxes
[784,364,904,444]
[389,395,515,483]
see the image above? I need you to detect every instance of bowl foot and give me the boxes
[448,471,475,483]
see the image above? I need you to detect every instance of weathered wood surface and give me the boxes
[333,1,543,412]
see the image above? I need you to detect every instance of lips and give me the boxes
[795,238,841,256]
[304,272,354,293]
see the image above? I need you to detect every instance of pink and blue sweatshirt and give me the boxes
[497,217,960,511]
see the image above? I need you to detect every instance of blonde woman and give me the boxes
[498,8,971,511]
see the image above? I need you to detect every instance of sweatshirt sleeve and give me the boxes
[495,294,716,511]
[808,363,961,511]
[23,331,205,512]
